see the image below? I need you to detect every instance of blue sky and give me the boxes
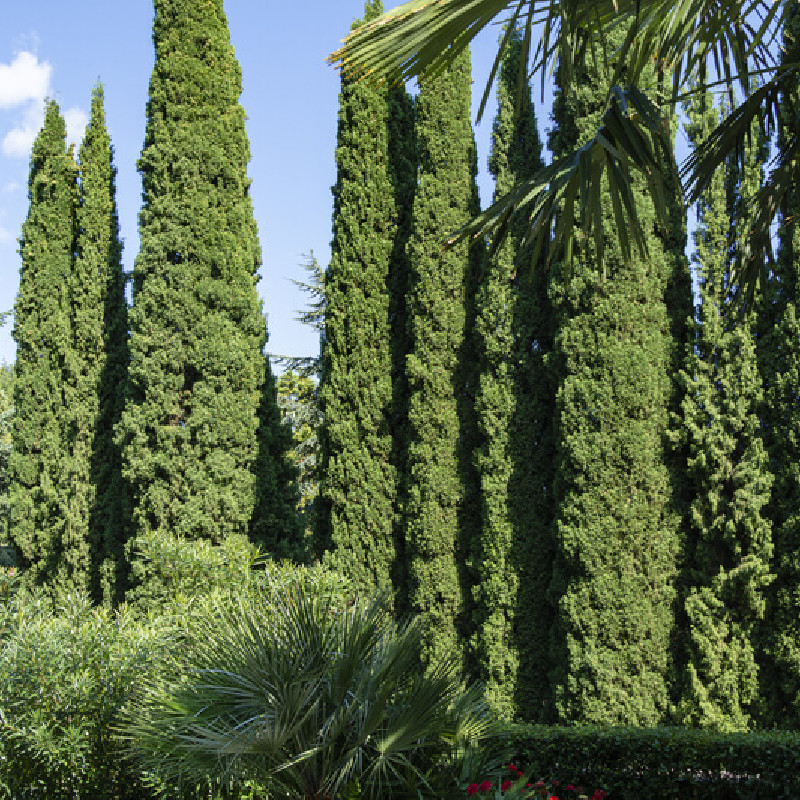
[0,1,537,368]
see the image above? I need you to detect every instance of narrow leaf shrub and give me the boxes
[0,578,167,800]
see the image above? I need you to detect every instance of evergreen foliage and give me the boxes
[8,101,78,589]
[760,0,800,726]
[0,364,12,541]
[318,0,415,597]
[70,85,129,603]
[471,30,552,720]
[675,92,772,731]
[404,49,482,670]
[118,0,299,559]
[277,369,320,551]
[546,42,690,724]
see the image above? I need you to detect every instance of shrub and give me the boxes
[124,585,503,800]
[506,724,800,799]
[0,582,167,799]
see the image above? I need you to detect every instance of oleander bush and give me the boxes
[0,569,166,800]
[506,724,800,799]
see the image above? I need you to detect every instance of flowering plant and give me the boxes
[466,763,608,800]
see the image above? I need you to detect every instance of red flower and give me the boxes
[508,764,520,773]
[480,780,494,793]
[590,791,607,800]
[534,781,546,789]
[552,781,560,787]
[501,780,513,792]
[468,784,480,796]
[548,796,560,800]
[566,786,575,792]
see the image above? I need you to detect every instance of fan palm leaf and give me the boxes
[330,0,794,300]
[123,584,502,799]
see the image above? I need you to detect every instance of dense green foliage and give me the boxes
[125,585,500,800]
[69,85,130,603]
[277,370,320,547]
[404,48,483,670]
[759,0,800,727]
[507,724,800,798]
[118,0,298,562]
[0,364,12,542]
[545,40,691,723]
[318,0,415,597]
[8,102,78,591]
[471,31,551,721]
[674,92,772,731]
[0,575,166,800]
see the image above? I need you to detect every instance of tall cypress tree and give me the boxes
[546,44,690,724]
[471,30,552,719]
[404,50,482,670]
[318,0,414,596]
[760,0,800,726]
[675,92,772,731]
[119,0,297,556]
[67,85,130,602]
[0,363,13,541]
[9,101,78,589]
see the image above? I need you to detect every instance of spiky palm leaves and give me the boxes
[125,586,500,799]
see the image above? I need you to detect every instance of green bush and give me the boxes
[506,724,800,799]
[124,585,504,800]
[0,579,167,800]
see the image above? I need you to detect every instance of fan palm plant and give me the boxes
[123,583,503,800]
[329,0,796,303]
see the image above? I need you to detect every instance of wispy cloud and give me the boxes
[0,51,86,159]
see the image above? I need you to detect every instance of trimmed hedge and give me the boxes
[507,724,800,799]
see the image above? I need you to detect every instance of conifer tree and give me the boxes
[675,92,772,731]
[318,0,414,596]
[0,363,13,540]
[760,0,800,726]
[546,43,691,724]
[68,85,130,602]
[471,30,553,719]
[118,0,298,556]
[9,101,78,588]
[404,50,482,670]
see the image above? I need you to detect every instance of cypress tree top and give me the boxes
[10,101,78,588]
[71,85,129,602]
[120,0,291,549]
[318,0,414,596]
[404,48,482,670]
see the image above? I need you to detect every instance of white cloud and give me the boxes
[2,100,45,158]
[0,52,87,159]
[63,106,88,149]
[0,52,50,109]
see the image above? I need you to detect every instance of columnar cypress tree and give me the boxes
[471,30,552,719]
[0,363,13,540]
[404,50,482,669]
[68,85,130,602]
[318,0,414,596]
[760,1,800,726]
[546,45,690,724]
[119,0,297,555]
[9,101,78,588]
[675,92,772,731]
